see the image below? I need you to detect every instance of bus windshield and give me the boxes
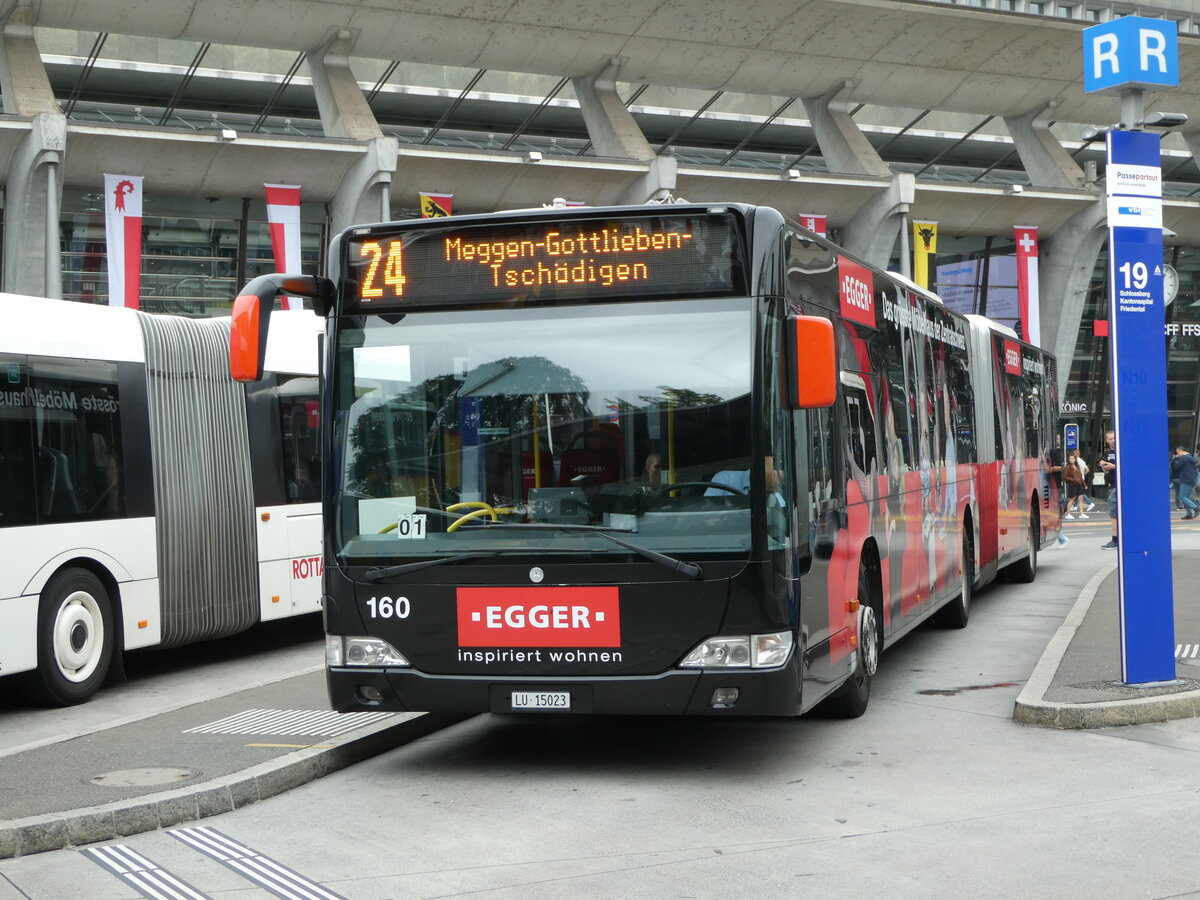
[333,297,755,563]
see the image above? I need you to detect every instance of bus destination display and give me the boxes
[344,214,739,310]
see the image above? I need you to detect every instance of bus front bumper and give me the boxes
[327,662,803,717]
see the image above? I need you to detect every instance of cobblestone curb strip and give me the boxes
[0,712,467,859]
[1013,563,1200,729]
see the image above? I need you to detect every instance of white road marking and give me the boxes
[83,844,210,900]
[183,708,392,737]
[170,826,345,900]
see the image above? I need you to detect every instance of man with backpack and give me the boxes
[1172,446,1199,520]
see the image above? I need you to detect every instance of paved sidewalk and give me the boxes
[1014,541,1200,728]
[0,671,465,859]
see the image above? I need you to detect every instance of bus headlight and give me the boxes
[752,631,793,668]
[326,635,410,667]
[679,631,793,669]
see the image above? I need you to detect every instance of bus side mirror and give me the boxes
[785,315,836,409]
[230,274,335,382]
[231,291,270,382]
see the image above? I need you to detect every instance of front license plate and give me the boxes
[511,690,571,711]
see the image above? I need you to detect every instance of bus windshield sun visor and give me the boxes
[461,522,703,580]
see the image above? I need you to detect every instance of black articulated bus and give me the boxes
[231,203,1059,719]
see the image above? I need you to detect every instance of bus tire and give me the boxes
[936,530,973,629]
[30,568,114,706]
[822,566,880,719]
[1008,509,1039,585]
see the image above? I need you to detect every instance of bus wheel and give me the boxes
[1008,510,1038,584]
[31,568,114,706]
[823,571,879,719]
[937,531,973,629]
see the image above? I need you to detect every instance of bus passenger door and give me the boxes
[799,403,847,691]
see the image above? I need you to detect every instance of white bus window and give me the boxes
[1,357,125,526]
[278,374,320,503]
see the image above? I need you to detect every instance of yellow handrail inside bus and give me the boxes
[446,501,516,532]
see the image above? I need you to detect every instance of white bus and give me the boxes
[0,295,324,704]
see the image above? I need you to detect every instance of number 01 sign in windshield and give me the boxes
[344,214,739,310]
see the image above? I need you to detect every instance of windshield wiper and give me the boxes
[461,522,703,580]
[363,552,502,582]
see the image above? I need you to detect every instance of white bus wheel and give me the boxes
[33,568,115,706]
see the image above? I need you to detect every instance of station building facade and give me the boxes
[2,1,1200,458]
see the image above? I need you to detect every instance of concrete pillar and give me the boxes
[1003,102,1086,190]
[801,81,892,178]
[840,174,915,270]
[572,58,655,161]
[618,155,677,205]
[307,30,383,141]
[1184,132,1200,173]
[308,30,394,234]
[0,2,59,116]
[331,136,399,235]
[1039,198,1107,397]
[5,113,65,297]
[0,6,65,297]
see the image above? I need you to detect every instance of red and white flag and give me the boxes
[797,214,827,237]
[104,174,143,309]
[1014,225,1041,346]
[265,183,303,311]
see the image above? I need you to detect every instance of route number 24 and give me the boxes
[366,596,410,619]
[360,240,406,299]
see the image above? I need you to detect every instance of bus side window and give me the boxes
[807,407,835,511]
[842,382,877,480]
[951,351,976,460]
[784,232,838,305]
[278,374,321,504]
[1023,374,1042,458]
[884,355,911,473]
[24,358,124,523]
[0,360,37,528]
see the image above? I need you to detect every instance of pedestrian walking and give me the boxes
[1077,455,1097,512]
[1172,446,1199,520]
[1062,453,1089,519]
[1099,430,1118,549]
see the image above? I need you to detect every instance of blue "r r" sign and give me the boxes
[1084,16,1179,94]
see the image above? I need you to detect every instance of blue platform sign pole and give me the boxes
[1106,130,1175,684]
[1084,15,1179,684]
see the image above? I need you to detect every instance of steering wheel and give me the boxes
[661,480,746,497]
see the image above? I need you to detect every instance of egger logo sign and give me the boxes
[457,586,621,647]
[838,257,876,327]
[1004,339,1022,376]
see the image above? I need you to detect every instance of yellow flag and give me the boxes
[419,192,453,218]
[912,221,938,289]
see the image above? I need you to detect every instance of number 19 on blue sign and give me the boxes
[1118,260,1149,289]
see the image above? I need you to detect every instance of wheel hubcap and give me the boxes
[53,590,103,683]
[860,605,879,676]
